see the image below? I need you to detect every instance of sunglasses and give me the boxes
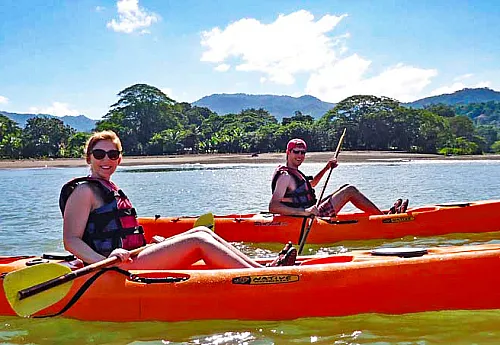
[292,149,307,155]
[91,149,121,160]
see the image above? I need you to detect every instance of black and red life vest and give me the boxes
[59,177,146,257]
[271,165,317,208]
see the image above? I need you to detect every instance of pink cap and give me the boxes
[286,138,307,152]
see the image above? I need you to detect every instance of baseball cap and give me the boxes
[286,138,307,152]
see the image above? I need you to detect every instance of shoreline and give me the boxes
[2,151,500,170]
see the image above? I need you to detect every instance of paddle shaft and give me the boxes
[18,245,147,300]
[298,128,347,254]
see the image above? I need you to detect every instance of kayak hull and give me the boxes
[2,244,500,321]
[139,200,500,244]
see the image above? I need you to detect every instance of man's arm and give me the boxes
[310,158,338,188]
[269,174,317,216]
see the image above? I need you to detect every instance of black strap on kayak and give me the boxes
[33,267,131,318]
[33,267,189,318]
[33,267,131,319]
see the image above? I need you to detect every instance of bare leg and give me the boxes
[123,230,263,270]
[165,226,259,266]
[326,185,383,216]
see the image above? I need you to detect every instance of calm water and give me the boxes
[1,160,500,344]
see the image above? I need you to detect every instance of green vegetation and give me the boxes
[2,84,500,159]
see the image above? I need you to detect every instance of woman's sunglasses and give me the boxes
[91,149,121,160]
[292,149,306,155]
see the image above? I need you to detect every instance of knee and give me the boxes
[190,226,212,235]
[189,231,215,245]
[343,185,360,196]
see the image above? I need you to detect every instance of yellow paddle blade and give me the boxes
[194,212,215,231]
[3,263,72,317]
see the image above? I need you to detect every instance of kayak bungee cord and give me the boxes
[33,267,129,318]
[33,267,187,318]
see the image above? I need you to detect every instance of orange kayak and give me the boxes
[139,199,500,244]
[2,244,500,321]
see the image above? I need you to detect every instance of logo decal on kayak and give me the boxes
[254,221,288,227]
[382,216,415,223]
[232,275,299,285]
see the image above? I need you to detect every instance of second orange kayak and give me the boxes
[139,199,500,244]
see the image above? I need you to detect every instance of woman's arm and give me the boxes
[63,184,107,264]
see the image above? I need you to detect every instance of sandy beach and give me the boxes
[1,151,500,169]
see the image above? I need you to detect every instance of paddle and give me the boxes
[298,129,347,254]
[3,213,215,317]
[195,212,215,231]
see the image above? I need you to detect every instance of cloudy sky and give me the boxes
[1,0,499,119]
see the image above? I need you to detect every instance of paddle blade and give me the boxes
[3,263,72,317]
[194,212,215,231]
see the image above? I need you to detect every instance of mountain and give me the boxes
[192,93,336,120]
[406,88,500,108]
[0,111,97,132]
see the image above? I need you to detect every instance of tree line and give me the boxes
[2,83,500,159]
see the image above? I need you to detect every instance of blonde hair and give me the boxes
[84,130,123,163]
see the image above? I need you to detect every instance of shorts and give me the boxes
[317,198,336,217]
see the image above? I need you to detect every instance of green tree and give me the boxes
[476,125,499,152]
[491,140,500,153]
[67,132,91,158]
[282,111,315,125]
[414,110,452,153]
[149,129,187,154]
[318,95,401,150]
[439,137,480,155]
[0,115,23,158]
[448,115,475,140]
[253,123,281,152]
[424,104,456,117]
[22,117,75,158]
[98,84,180,155]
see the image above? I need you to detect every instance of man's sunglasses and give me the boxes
[91,149,121,160]
[292,149,306,155]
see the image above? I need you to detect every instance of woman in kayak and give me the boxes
[62,130,296,269]
[269,138,408,217]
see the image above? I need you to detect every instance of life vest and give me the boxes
[59,177,146,257]
[271,165,317,208]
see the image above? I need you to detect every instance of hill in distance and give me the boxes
[192,93,336,120]
[405,87,500,108]
[0,111,97,132]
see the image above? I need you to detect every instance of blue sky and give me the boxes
[1,0,500,120]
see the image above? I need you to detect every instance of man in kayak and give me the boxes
[63,130,296,269]
[269,138,408,217]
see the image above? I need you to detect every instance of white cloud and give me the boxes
[28,102,80,117]
[215,64,230,72]
[200,10,440,102]
[107,0,158,34]
[306,59,438,102]
[201,10,347,85]
[0,96,8,104]
[430,81,491,96]
[95,6,105,12]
